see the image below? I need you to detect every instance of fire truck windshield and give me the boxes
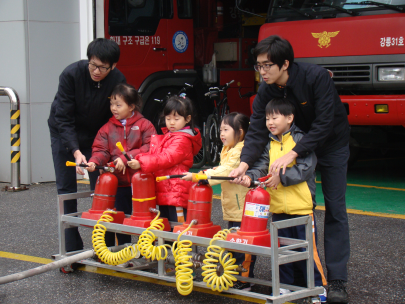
[268,0,405,21]
[108,0,172,36]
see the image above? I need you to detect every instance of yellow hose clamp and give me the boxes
[156,176,169,182]
[192,173,208,183]
[132,196,156,202]
[116,142,125,152]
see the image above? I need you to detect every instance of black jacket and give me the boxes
[241,62,350,167]
[48,60,126,153]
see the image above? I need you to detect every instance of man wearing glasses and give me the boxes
[48,38,126,254]
[230,35,350,303]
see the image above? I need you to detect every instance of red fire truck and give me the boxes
[257,0,405,160]
[101,0,405,161]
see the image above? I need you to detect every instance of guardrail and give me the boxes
[0,86,28,191]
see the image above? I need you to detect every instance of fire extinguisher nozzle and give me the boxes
[149,207,159,214]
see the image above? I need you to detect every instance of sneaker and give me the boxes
[313,286,327,303]
[270,287,292,296]
[327,280,348,303]
[232,281,252,291]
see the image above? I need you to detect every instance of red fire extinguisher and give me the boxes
[123,171,170,231]
[216,1,224,31]
[173,179,221,237]
[226,175,275,247]
[82,172,125,224]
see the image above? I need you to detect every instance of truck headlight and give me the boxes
[378,67,405,81]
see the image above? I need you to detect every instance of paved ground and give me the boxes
[0,180,404,303]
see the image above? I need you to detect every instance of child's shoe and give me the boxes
[232,281,252,291]
[270,287,292,296]
[313,286,327,303]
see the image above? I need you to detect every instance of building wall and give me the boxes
[0,0,83,183]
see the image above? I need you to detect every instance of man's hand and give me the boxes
[269,150,298,175]
[229,162,249,183]
[86,162,96,173]
[114,158,126,174]
[128,159,141,170]
[73,150,87,175]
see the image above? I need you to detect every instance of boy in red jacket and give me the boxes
[87,83,156,244]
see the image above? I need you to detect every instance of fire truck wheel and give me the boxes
[205,114,221,166]
[192,136,206,168]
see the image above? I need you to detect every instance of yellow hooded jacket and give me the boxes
[204,141,249,221]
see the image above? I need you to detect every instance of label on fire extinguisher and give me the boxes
[244,202,269,218]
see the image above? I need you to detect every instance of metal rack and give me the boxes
[53,191,323,304]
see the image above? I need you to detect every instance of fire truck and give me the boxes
[101,0,405,161]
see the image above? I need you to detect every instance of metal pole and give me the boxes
[0,86,27,191]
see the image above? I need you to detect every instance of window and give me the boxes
[109,0,172,36]
[177,0,192,19]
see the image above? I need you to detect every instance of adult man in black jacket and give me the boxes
[48,38,126,253]
[230,36,350,303]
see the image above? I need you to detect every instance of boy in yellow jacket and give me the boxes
[241,98,327,301]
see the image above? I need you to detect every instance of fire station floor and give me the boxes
[0,149,404,304]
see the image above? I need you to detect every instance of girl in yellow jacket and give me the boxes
[183,112,254,291]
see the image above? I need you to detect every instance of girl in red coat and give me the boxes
[87,83,156,244]
[128,95,202,224]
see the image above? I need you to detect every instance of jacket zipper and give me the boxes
[124,125,126,139]
[281,142,283,151]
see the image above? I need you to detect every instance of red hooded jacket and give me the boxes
[135,127,202,208]
[89,112,156,186]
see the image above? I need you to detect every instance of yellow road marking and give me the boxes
[315,181,405,191]
[0,251,268,303]
[315,206,405,220]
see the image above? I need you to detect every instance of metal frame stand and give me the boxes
[54,191,323,304]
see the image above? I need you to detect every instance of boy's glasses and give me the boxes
[254,63,277,72]
[88,62,111,73]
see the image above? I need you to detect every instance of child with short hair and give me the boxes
[128,95,202,224]
[87,83,156,245]
[183,112,255,291]
[240,98,327,302]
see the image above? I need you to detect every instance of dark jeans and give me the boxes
[272,213,326,287]
[317,144,350,282]
[51,136,99,252]
[228,221,257,279]
[105,186,133,246]
[159,205,188,226]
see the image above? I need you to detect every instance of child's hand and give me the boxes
[264,175,280,190]
[181,172,193,181]
[86,162,96,172]
[128,159,140,170]
[240,175,252,187]
[114,158,126,174]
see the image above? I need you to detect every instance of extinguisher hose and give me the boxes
[201,229,239,292]
[92,210,140,265]
[137,212,171,261]
[172,220,197,296]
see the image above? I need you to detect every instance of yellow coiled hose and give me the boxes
[92,210,139,265]
[201,229,239,292]
[172,221,196,296]
[137,212,171,261]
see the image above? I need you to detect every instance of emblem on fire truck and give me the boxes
[311,31,340,48]
[172,31,189,53]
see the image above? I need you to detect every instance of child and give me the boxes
[240,98,327,302]
[87,83,156,245]
[183,112,255,291]
[127,95,202,224]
